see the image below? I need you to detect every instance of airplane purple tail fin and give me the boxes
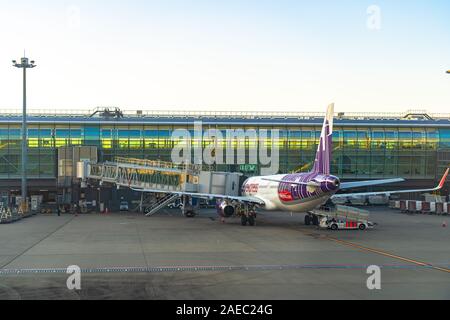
[312,104,334,175]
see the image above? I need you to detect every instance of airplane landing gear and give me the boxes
[305,214,319,226]
[240,204,257,227]
[248,215,256,226]
[181,196,197,218]
[305,215,311,226]
[185,211,196,218]
[241,213,256,226]
[312,215,319,226]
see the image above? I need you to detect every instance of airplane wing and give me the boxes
[333,169,449,199]
[340,178,405,190]
[130,187,266,205]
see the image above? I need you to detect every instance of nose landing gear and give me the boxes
[240,204,257,227]
[305,214,319,226]
[241,214,256,226]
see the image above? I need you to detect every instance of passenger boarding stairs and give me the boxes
[312,205,370,222]
[145,194,180,217]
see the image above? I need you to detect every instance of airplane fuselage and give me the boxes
[242,172,341,213]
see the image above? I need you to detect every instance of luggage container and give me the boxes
[416,201,423,213]
[407,201,417,213]
[429,202,436,215]
[436,202,444,215]
[395,201,401,209]
[368,195,389,205]
[400,200,407,212]
[348,197,368,206]
[423,202,437,214]
[389,201,396,209]
[421,202,431,214]
[332,197,348,205]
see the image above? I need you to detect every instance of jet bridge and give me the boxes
[85,157,241,215]
[86,158,200,214]
[88,157,201,193]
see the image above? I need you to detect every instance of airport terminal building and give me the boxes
[0,107,449,204]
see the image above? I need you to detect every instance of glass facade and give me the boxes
[0,120,449,181]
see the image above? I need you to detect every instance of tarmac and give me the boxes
[0,207,449,300]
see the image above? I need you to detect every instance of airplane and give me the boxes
[132,104,449,226]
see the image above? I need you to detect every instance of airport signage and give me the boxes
[240,164,258,173]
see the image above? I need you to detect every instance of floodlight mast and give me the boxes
[12,57,36,206]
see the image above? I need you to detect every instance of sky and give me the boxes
[0,0,449,113]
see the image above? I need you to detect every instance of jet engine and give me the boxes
[218,201,236,217]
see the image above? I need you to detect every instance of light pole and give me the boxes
[12,57,36,207]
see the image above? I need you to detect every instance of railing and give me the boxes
[114,157,201,174]
[88,158,201,193]
[0,107,449,121]
[313,205,370,222]
[145,194,180,216]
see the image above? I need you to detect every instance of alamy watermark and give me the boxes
[366,265,382,290]
[67,5,81,30]
[367,5,382,31]
[171,122,280,175]
[66,265,81,291]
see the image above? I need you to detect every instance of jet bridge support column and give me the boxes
[181,195,198,218]
[139,192,144,213]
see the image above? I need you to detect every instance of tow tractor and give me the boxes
[310,205,375,231]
